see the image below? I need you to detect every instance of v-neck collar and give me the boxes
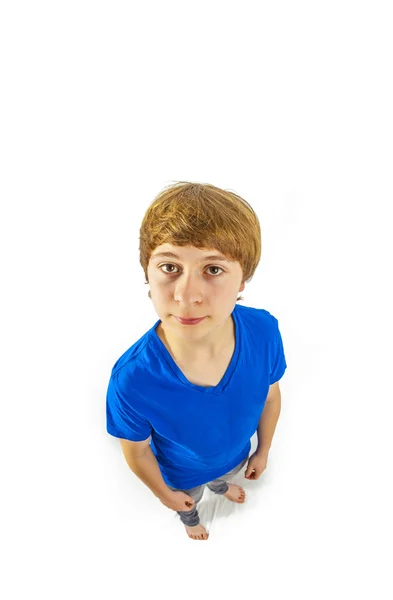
[151,306,241,395]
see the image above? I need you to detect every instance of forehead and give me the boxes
[150,244,234,263]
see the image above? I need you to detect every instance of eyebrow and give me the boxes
[151,251,233,263]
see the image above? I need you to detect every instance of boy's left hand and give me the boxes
[245,450,268,480]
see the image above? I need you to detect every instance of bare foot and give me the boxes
[184,523,209,540]
[223,483,246,503]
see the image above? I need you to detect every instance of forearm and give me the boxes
[257,399,281,455]
[126,446,172,500]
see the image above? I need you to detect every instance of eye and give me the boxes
[159,264,224,277]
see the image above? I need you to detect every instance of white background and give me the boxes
[1,1,392,598]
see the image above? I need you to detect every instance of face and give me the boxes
[147,243,245,336]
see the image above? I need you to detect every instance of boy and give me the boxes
[106,181,287,540]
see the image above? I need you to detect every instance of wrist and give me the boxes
[256,446,270,457]
[157,488,174,501]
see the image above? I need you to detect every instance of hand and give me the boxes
[159,490,196,512]
[244,450,268,480]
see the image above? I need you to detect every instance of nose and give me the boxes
[173,274,204,304]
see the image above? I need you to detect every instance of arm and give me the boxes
[120,438,172,501]
[256,382,281,456]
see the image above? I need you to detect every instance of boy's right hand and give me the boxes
[159,490,195,512]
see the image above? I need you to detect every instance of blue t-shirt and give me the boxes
[106,304,287,489]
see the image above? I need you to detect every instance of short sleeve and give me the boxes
[106,372,152,441]
[270,318,287,385]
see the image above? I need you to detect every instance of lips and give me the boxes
[175,316,206,324]
[178,316,203,320]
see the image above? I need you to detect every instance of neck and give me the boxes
[158,315,234,362]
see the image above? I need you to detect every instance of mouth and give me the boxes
[175,316,206,325]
